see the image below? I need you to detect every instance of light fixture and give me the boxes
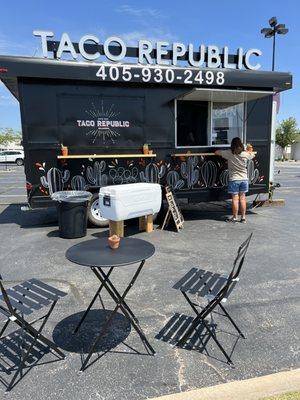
[261,28,273,36]
[260,17,289,70]
[269,17,278,27]
[277,27,288,35]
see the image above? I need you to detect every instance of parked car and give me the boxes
[0,150,24,165]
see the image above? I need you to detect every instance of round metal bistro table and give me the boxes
[66,237,155,371]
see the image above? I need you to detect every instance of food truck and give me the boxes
[0,32,292,226]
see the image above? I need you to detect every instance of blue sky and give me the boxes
[0,0,299,130]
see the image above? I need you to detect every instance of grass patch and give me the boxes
[263,392,300,400]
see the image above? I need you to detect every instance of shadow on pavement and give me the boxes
[52,309,131,354]
[155,312,241,365]
[0,204,58,228]
[0,328,62,392]
[0,201,258,230]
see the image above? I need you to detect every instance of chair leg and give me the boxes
[182,291,200,316]
[176,314,234,366]
[19,314,25,380]
[219,303,246,338]
[0,318,11,338]
[177,313,203,348]
[0,307,18,339]
[13,301,65,359]
[202,320,234,366]
[6,302,57,392]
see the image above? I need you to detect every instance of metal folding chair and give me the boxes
[0,276,67,391]
[172,233,252,365]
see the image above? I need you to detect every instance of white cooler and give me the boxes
[99,183,161,221]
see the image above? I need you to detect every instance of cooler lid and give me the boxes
[100,183,160,196]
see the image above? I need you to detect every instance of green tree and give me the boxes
[0,128,22,147]
[276,117,300,160]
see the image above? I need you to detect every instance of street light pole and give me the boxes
[272,30,276,71]
[261,17,288,71]
[260,17,288,198]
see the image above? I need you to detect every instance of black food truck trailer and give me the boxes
[0,33,292,226]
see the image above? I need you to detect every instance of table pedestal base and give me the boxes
[73,261,155,371]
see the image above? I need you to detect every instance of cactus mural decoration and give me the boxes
[109,167,125,184]
[86,161,108,186]
[166,171,185,190]
[180,156,199,189]
[247,159,259,184]
[219,169,229,187]
[123,167,139,183]
[139,163,166,183]
[40,167,70,195]
[71,175,86,190]
[200,161,218,188]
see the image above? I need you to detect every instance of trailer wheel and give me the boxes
[88,193,109,227]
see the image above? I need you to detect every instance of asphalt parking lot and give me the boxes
[0,164,27,204]
[0,162,299,400]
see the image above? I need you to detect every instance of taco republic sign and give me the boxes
[33,30,262,70]
[72,100,131,144]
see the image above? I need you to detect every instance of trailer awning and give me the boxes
[177,88,274,103]
[0,55,293,96]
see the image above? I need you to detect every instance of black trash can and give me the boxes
[51,191,92,239]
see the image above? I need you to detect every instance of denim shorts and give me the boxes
[228,180,249,194]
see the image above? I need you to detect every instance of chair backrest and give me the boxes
[0,277,14,315]
[232,233,253,280]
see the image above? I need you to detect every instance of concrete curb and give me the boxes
[148,369,300,400]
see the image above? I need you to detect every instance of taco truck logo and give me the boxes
[76,101,130,144]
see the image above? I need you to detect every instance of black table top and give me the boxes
[66,237,155,268]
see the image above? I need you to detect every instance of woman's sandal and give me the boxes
[240,218,247,223]
[226,216,238,223]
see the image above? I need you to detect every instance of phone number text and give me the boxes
[95,65,225,85]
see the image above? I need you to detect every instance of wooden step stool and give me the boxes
[109,215,154,238]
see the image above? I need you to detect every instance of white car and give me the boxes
[0,150,24,165]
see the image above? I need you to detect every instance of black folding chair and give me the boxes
[0,276,67,391]
[172,233,252,365]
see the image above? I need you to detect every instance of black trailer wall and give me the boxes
[245,96,273,189]
[18,77,272,206]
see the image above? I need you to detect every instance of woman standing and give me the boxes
[215,137,255,223]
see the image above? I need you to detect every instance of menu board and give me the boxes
[161,186,184,232]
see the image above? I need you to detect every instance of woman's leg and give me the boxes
[232,194,239,219]
[239,192,246,219]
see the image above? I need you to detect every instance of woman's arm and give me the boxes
[246,143,253,152]
[215,150,223,156]
[246,143,256,159]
